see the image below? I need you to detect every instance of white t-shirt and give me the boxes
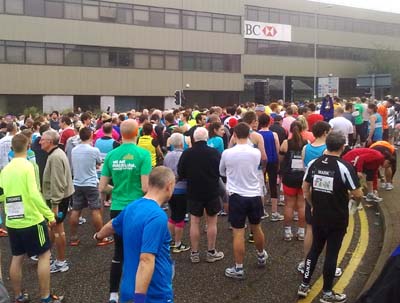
[219,144,261,197]
[329,117,353,145]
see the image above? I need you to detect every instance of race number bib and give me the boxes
[291,159,304,170]
[313,174,334,192]
[6,196,25,220]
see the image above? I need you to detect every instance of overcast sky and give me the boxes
[313,0,400,14]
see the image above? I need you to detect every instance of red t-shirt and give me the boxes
[307,113,324,131]
[342,148,384,172]
[59,128,75,147]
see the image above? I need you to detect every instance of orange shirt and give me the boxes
[377,105,388,129]
[370,141,395,154]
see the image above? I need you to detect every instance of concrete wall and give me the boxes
[43,95,74,112]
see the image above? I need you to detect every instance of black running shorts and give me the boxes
[228,194,263,229]
[8,221,51,257]
[188,197,220,217]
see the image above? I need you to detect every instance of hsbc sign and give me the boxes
[244,20,292,42]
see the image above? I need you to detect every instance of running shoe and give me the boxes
[319,291,347,303]
[297,283,311,298]
[385,183,394,191]
[41,294,64,303]
[293,211,299,221]
[257,250,268,267]
[30,255,39,262]
[50,261,69,273]
[15,291,29,303]
[270,212,284,222]
[297,261,305,274]
[78,217,86,225]
[248,233,255,243]
[335,268,343,277]
[261,210,269,220]
[365,193,383,203]
[225,266,244,279]
[206,250,224,263]
[297,231,305,241]
[284,230,293,241]
[380,182,387,189]
[173,243,190,253]
[0,227,8,237]
[96,236,114,247]
[190,251,200,263]
[218,210,228,216]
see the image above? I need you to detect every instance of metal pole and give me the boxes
[283,75,286,101]
[313,12,318,101]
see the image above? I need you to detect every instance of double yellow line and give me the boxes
[298,208,369,302]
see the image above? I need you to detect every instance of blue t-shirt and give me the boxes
[112,198,173,303]
[207,136,224,154]
[258,130,278,163]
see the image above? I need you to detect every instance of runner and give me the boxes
[0,134,63,303]
[95,167,175,303]
[99,119,152,303]
[137,122,163,167]
[366,103,383,146]
[298,131,363,303]
[220,122,268,279]
[370,140,396,191]
[41,130,74,274]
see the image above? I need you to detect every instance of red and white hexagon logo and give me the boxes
[263,25,277,37]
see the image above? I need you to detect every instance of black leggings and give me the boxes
[110,210,123,293]
[303,225,346,292]
[266,162,279,199]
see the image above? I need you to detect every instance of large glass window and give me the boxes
[246,40,257,54]
[150,51,164,69]
[197,12,212,31]
[83,47,100,66]
[212,55,224,72]
[107,50,118,67]
[299,13,314,28]
[64,0,82,20]
[83,0,99,20]
[182,11,195,30]
[134,50,149,69]
[182,53,195,70]
[165,51,179,70]
[149,7,164,27]
[45,0,63,18]
[65,45,82,65]
[165,9,180,28]
[25,0,45,17]
[0,0,4,13]
[133,5,149,26]
[212,14,225,32]
[269,9,280,23]
[118,49,132,67]
[246,7,258,21]
[0,42,5,63]
[226,16,241,34]
[5,0,23,14]
[99,3,116,21]
[116,3,132,24]
[46,43,63,64]
[258,9,269,22]
[26,42,45,64]
[196,54,212,71]
[6,41,25,63]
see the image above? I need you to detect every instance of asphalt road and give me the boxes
[0,198,383,303]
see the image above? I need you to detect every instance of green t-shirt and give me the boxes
[101,143,152,210]
[0,158,55,229]
[354,103,364,125]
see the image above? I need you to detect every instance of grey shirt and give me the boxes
[71,143,101,187]
[163,149,187,191]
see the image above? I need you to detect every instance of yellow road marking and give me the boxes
[334,209,369,292]
[298,214,355,303]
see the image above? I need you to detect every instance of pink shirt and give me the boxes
[93,128,119,144]
[282,116,296,134]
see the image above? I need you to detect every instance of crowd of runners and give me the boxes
[0,94,399,303]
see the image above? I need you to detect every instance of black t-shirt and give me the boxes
[304,155,360,228]
[270,123,287,145]
[282,139,307,188]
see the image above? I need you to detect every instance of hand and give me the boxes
[52,205,59,216]
[357,172,364,179]
[48,220,56,228]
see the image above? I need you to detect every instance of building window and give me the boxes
[212,55,224,72]
[258,9,269,22]
[26,42,45,64]
[133,5,149,26]
[134,50,149,69]
[150,51,164,69]
[299,13,314,28]
[6,41,25,63]
[246,7,258,21]
[197,12,212,31]
[83,0,99,20]
[165,8,180,28]
[0,42,5,62]
[99,3,116,22]
[0,0,4,13]
[83,47,100,66]
[108,50,118,67]
[197,54,212,71]
[226,16,241,34]
[182,11,196,30]
[182,53,195,70]
[212,14,225,32]
[5,0,23,14]
[64,0,82,20]
[118,50,132,67]
[65,45,82,65]
[165,51,179,70]
[149,7,164,27]
[269,9,280,23]
[116,3,132,24]
[45,0,63,18]
[46,44,63,64]
[25,0,45,17]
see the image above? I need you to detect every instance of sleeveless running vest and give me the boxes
[369,113,383,141]
[282,139,307,188]
[137,135,157,167]
[304,144,326,167]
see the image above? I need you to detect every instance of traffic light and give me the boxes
[174,90,181,105]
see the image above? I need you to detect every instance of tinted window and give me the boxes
[100,3,116,22]
[197,13,212,31]
[83,47,100,66]
[197,55,212,71]
[83,0,99,20]
[65,45,82,65]
[25,0,45,17]
[149,7,164,27]
[133,5,149,26]
[134,50,149,68]
[182,11,195,30]
[150,51,164,69]
[46,44,63,64]
[212,14,225,32]
[6,41,25,63]
[212,55,224,72]
[26,43,45,64]
[165,9,180,28]
[45,0,63,18]
[165,51,179,70]
[64,1,82,20]
[0,42,5,62]
[118,50,132,67]
[5,0,23,14]
[182,54,195,70]
[226,16,241,34]
[116,4,132,24]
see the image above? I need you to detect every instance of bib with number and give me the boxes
[6,195,25,220]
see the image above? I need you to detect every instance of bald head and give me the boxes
[120,119,138,141]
